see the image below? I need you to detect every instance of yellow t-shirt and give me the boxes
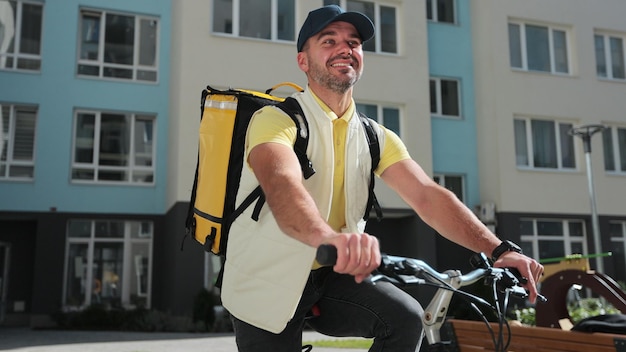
[247,93,410,231]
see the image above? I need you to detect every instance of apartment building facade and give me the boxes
[471,0,626,282]
[2,0,625,328]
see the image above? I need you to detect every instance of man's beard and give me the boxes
[308,55,362,94]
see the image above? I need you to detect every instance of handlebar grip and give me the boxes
[316,244,337,266]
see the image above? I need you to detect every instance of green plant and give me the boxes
[512,307,536,326]
[568,298,620,324]
[511,297,621,326]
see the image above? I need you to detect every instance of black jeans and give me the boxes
[231,267,424,352]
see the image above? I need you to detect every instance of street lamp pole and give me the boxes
[569,124,605,273]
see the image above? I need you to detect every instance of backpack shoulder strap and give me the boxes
[276,97,316,179]
[358,113,380,171]
[357,112,383,222]
[239,97,317,225]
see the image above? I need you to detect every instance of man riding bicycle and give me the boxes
[220,5,544,352]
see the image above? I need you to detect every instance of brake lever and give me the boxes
[508,285,529,299]
[501,267,548,302]
[370,273,408,285]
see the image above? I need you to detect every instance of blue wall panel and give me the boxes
[427,0,480,206]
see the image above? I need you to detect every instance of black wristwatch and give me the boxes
[491,240,522,261]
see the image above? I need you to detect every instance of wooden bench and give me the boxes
[447,318,626,352]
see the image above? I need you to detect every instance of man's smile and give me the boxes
[330,62,352,67]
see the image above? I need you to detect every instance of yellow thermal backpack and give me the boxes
[184,82,381,257]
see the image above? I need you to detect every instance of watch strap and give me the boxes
[492,240,522,261]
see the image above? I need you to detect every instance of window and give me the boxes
[508,21,569,74]
[213,0,295,42]
[426,0,455,24]
[520,218,587,261]
[356,103,401,137]
[609,221,626,285]
[324,0,398,54]
[430,78,460,118]
[595,32,625,80]
[0,0,43,71]
[434,174,464,202]
[63,219,153,309]
[71,110,155,184]
[602,125,626,173]
[77,9,159,82]
[514,117,575,170]
[0,103,36,180]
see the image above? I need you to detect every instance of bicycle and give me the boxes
[313,244,547,352]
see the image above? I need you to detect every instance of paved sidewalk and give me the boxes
[0,328,368,352]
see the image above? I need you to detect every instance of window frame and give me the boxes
[520,218,588,262]
[594,31,626,81]
[212,0,296,43]
[426,0,457,25]
[71,109,156,185]
[430,77,461,119]
[508,20,571,75]
[602,124,626,174]
[62,219,153,310]
[0,0,44,72]
[514,116,576,171]
[76,8,160,83]
[0,103,37,181]
[355,102,402,137]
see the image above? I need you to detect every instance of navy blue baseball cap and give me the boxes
[297,5,375,52]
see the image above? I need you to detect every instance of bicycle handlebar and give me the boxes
[315,244,533,298]
[315,244,545,351]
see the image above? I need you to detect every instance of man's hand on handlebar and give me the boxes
[493,251,544,304]
[321,233,381,284]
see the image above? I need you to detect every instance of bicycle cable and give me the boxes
[417,271,513,352]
